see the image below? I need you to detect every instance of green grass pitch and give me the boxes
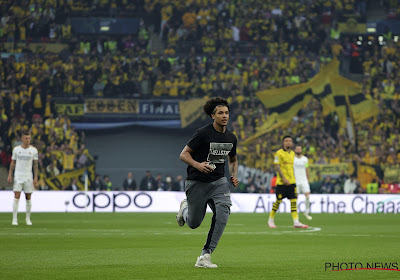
[0,213,399,280]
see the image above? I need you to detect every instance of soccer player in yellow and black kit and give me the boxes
[268,136,308,228]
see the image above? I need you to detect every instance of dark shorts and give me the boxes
[276,184,297,200]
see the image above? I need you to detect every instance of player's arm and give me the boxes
[7,160,16,183]
[33,160,39,187]
[228,155,239,187]
[306,166,310,182]
[180,145,213,174]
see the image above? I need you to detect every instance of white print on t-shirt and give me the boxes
[207,142,233,164]
[12,145,38,179]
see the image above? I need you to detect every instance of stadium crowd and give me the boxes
[0,0,399,193]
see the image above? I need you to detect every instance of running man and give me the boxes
[294,145,312,220]
[8,132,39,226]
[176,97,239,268]
[268,136,308,229]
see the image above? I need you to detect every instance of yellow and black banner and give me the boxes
[256,59,339,119]
[241,113,285,145]
[308,163,354,183]
[45,164,96,190]
[331,75,379,128]
[249,60,339,143]
[85,99,139,114]
[179,97,208,128]
[338,17,366,34]
[3,42,69,53]
[383,164,400,184]
[243,59,378,144]
[55,103,84,117]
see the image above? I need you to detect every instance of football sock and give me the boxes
[26,199,32,220]
[269,200,282,219]
[13,198,19,221]
[290,199,299,221]
[305,196,310,214]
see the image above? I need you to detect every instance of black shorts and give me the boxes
[276,184,297,200]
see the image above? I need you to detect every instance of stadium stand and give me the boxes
[0,0,399,193]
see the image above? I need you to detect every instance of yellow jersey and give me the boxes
[274,148,296,185]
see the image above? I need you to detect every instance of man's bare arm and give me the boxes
[7,160,15,183]
[33,160,39,181]
[180,145,213,174]
[229,155,239,187]
[229,155,238,178]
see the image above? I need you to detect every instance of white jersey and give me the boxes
[12,145,38,179]
[294,155,309,183]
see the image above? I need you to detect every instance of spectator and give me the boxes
[164,176,174,191]
[155,173,166,191]
[92,174,104,191]
[75,147,89,169]
[344,175,358,194]
[46,161,60,178]
[93,77,105,97]
[321,176,335,194]
[104,175,112,191]
[140,170,157,191]
[122,171,137,191]
[335,171,348,193]
[172,175,185,192]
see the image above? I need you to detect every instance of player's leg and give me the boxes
[297,183,311,220]
[24,179,34,225]
[268,185,283,228]
[177,180,208,229]
[303,181,312,220]
[303,192,312,220]
[196,177,231,268]
[12,191,21,225]
[25,193,32,225]
[290,185,308,228]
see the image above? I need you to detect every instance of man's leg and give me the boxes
[195,178,231,269]
[301,182,312,220]
[12,191,21,225]
[268,186,283,228]
[201,196,231,255]
[304,192,312,220]
[182,180,208,229]
[291,185,308,228]
[305,193,310,214]
[290,198,299,223]
[25,192,32,225]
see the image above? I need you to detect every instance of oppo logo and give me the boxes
[72,192,153,212]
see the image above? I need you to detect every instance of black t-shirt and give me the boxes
[186,124,237,182]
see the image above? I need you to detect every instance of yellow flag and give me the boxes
[179,97,208,128]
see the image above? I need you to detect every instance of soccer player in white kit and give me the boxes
[7,132,39,226]
[293,145,312,220]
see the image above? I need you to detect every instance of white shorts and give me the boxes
[13,178,34,193]
[296,181,310,194]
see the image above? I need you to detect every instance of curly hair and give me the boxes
[203,97,230,117]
